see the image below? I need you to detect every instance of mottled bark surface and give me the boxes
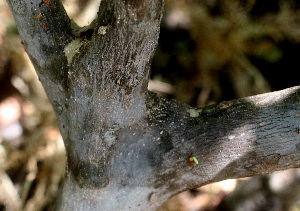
[6,0,300,210]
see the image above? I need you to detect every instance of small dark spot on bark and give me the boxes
[148,192,157,203]
[43,54,69,91]
[79,29,94,40]
[296,143,300,151]
[147,131,173,167]
[120,173,134,186]
[71,161,109,188]
[65,137,109,188]
[296,126,300,134]
[53,101,63,115]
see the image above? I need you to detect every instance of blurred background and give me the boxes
[0,0,300,210]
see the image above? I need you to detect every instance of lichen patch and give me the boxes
[188,108,201,117]
[64,39,86,65]
[98,26,107,35]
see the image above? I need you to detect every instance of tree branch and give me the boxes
[59,0,164,187]
[58,86,300,210]
[6,0,74,101]
[145,85,300,197]
[7,0,73,65]
[7,0,300,209]
[77,0,164,94]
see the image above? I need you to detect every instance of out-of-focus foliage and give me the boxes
[1,0,300,210]
[0,1,65,210]
[152,0,300,107]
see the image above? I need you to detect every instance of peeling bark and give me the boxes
[6,0,300,210]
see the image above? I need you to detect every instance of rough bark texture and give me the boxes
[6,0,300,210]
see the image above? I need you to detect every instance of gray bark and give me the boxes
[6,0,300,210]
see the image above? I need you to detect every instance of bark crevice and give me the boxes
[6,0,300,210]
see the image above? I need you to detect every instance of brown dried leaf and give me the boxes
[35,13,42,19]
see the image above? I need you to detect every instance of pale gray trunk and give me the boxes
[6,0,300,210]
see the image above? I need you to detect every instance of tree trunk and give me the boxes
[6,0,300,210]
